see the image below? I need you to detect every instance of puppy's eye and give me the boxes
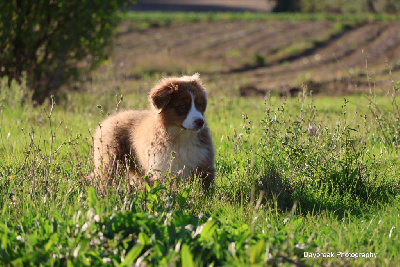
[175,104,188,114]
[196,102,205,111]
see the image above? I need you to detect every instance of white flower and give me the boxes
[103,257,112,263]
[16,235,25,243]
[82,223,88,232]
[73,244,81,258]
[389,226,395,238]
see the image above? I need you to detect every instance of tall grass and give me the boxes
[0,76,399,265]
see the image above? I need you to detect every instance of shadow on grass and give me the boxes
[255,163,398,218]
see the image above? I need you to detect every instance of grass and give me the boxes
[117,11,400,32]
[122,11,400,27]
[1,72,399,265]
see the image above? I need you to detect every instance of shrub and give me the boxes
[272,0,301,12]
[0,0,134,104]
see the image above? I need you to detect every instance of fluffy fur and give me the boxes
[92,74,215,190]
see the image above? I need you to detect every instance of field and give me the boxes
[118,12,400,97]
[1,12,400,266]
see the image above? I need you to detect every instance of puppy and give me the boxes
[92,74,215,190]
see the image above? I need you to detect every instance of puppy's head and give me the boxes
[149,73,208,131]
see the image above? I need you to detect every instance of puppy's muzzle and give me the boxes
[194,118,205,129]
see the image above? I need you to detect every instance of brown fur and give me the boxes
[92,74,215,190]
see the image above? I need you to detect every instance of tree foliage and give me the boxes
[0,0,134,103]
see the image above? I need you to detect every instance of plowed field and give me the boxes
[111,18,400,97]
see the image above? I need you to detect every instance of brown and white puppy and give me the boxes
[92,74,215,190]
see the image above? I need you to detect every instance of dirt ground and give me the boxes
[108,17,400,97]
[133,0,273,12]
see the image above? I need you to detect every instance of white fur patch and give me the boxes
[147,130,208,180]
[182,92,204,130]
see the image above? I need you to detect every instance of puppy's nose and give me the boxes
[194,118,204,129]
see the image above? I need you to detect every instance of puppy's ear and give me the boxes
[149,81,177,113]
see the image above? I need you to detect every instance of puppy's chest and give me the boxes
[152,137,208,173]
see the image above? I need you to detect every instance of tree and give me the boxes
[272,0,303,12]
[0,0,134,103]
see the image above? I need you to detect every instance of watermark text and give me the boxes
[304,252,377,259]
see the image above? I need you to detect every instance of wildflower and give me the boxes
[73,244,81,258]
[82,223,88,232]
[175,241,182,252]
[389,226,395,238]
[308,123,317,136]
[198,213,203,220]
[103,258,112,264]
[185,224,193,231]
[16,235,25,243]
[252,216,258,223]
[295,243,306,250]
[166,203,171,210]
[270,118,276,123]
[228,242,236,255]
[166,195,172,202]
[305,164,309,171]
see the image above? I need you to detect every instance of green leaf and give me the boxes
[121,243,144,266]
[87,186,98,208]
[250,239,265,264]
[320,225,331,235]
[178,187,190,208]
[143,181,150,192]
[291,217,303,230]
[181,244,194,267]
[44,233,58,251]
[200,219,217,242]
[1,223,8,251]
[138,232,150,246]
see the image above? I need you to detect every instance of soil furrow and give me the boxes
[112,19,400,96]
[204,21,286,58]
[188,23,265,55]
[247,23,391,77]
[254,21,332,55]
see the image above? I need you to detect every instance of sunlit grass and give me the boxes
[1,76,399,265]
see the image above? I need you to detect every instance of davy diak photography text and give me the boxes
[304,252,378,259]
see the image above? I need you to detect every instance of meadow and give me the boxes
[1,12,400,266]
